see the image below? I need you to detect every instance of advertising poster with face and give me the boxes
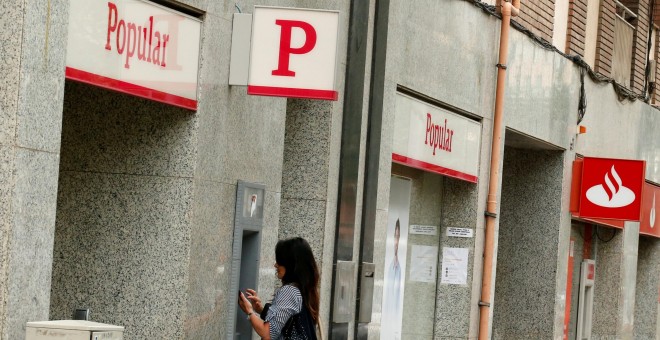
[381,176,411,340]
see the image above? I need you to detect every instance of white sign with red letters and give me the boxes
[66,0,201,110]
[393,93,482,183]
[248,6,339,101]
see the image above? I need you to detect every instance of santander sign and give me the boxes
[585,165,636,208]
[577,157,645,221]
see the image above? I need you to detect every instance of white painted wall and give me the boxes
[584,0,602,67]
[553,0,569,53]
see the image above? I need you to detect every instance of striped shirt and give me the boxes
[265,285,303,340]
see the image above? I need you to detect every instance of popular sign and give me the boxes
[248,6,339,100]
[66,0,202,110]
[574,157,646,221]
[392,93,481,183]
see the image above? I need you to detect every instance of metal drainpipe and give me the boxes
[478,1,519,339]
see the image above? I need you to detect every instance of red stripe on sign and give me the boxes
[247,85,338,101]
[392,153,478,183]
[65,67,198,111]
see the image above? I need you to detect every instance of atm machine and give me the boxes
[227,181,265,340]
[576,260,596,340]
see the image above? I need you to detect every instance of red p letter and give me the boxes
[271,20,317,77]
[105,2,118,51]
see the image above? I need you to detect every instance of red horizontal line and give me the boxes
[65,67,197,111]
[247,85,338,101]
[392,153,478,183]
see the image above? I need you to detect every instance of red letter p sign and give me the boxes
[272,20,317,77]
[248,6,340,101]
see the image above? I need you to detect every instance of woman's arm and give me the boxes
[239,292,270,339]
[247,313,270,339]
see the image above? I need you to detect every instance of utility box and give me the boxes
[26,320,124,340]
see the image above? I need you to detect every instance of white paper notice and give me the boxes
[440,247,469,285]
[446,227,474,238]
[410,225,437,236]
[409,245,438,283]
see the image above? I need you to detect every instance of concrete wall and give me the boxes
[0,0,68,338]
[575,81,660,184]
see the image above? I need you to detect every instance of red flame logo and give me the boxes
[601,166,622,201]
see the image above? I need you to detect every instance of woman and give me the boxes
[238,237,321,340]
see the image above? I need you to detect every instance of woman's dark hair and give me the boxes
[275,237,320,323]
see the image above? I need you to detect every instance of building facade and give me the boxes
[1,0,659,340]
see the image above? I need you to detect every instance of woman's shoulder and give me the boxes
[277,284,302,297]
[274,284,303,305]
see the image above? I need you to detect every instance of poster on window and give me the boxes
[381,176,411,340]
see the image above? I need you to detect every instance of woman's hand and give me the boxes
[238,292,253,314]
[245,289,264,313]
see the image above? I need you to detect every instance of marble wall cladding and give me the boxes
[553,152,576,337]
[368,208,389,340]
[194,85,287,188]
[0,0,23,146]
[619,222,639,338]
[53,75,198,339]
[50,172,193,340]
[591,229,624,338]
[0,146,12,334]
[633,237,659,339]
[278,97,339,326]
[381,167,481,339]
[401,171,442,340]
[279,198,327,262]
[15,0,68,153]
[183,180,235,339]
[375,80,397,213]
[492,147,565,339]
[60,82,196,177]
[256,190,282,312]
[193,7,288,188]
[281,100,333,201]
[567,225,587,340]
[0,0,69,337]
[183,177,281,340]
[436,176,480,338]
[3,149,60,340]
